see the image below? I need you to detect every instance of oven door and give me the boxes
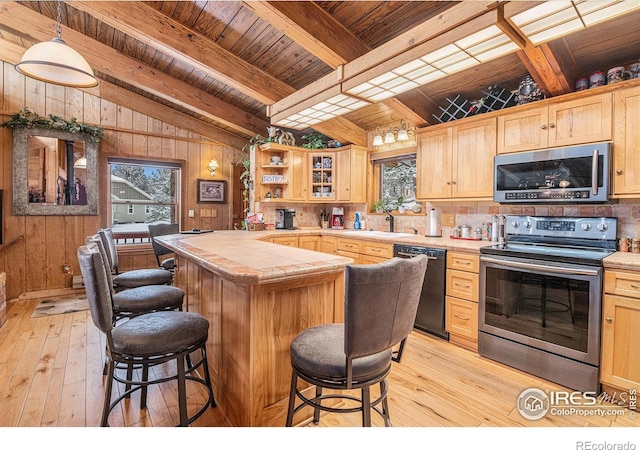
[479,255,602,366]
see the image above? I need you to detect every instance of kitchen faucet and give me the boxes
[385,213,394,233]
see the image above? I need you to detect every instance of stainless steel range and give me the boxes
[479,215,617,393]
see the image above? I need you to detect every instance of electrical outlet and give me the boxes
[211,209,217,218]
[442,213,455,227]
[188,209,195,218]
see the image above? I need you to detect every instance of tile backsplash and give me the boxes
[256,199,640,239]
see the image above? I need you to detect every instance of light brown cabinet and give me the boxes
[445,251,479,352]
[334,237,392,265]
[497,93,612,154]
[336,145,367,203]
[254,143,307,202]
[298,235,319,251]
[613,85,640,196]
[270,236,298,247]
[417,117,495,200]
[601,269,640,394]
[308,146,367,203]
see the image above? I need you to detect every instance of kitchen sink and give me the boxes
[342,230,417,239]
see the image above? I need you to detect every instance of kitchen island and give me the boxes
[154,231,352,427]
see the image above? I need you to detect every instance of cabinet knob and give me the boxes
[616,169,623,175]
[451,181,456,185]
[541,124,547,130]
[446,181,451,185]
[605,317,613,323]
[549,123,555,128]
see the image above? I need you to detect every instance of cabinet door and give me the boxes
[338,146,367,203]
[601,294,640,392]
[416,128,452,199]
[452,118,496,199]
[497,106,549,153]
[548,93,612,147]
[309,152,335,201]
[287,149,307,201]
[298,235,319,251]
[613,85,640,195]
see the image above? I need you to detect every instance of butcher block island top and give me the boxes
[154,230,352,427]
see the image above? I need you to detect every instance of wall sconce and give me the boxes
[74,157,87,169]
[373,120,416,147]
[15,0,98,88]
[207,159,219,177]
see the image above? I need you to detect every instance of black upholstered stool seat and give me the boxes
[112,285,184,317]
[291,323,392,383]
[112,268,173,289]
[111,311,208,357]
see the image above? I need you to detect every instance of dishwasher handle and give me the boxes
[395,251,439,260]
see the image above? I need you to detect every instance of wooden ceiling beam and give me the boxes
[0,2,269,137]
[310,116,367,147]
[0,38,246,148]
[496,4,573,96]
[243,1,370,69]
[70,1,294,105]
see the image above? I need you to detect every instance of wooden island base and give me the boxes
[159,232,351,426]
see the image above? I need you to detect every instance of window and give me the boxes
[373,154,417,211]
[108,158,182,244]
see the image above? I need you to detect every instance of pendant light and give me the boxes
[15,1,98,88]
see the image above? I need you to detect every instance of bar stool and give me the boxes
[98,228,173,290]
[78,243,215,426]
[148,223,179,272]
[286,255,428,427]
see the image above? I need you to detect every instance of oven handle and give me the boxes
[481,256,600,277]
[592,148,598,196]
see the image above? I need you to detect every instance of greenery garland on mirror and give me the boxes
[2,107,104,142]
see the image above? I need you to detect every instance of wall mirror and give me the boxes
[12,127,98,215]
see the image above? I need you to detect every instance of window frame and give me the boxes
[371,151,417,211]
[107,157,183,245]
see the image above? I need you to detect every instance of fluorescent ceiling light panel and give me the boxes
[273,94,369,129]
[511,0,640,45]
[344,24,520,102]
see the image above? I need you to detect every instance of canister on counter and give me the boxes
[618,237,630,252]
[633,239,640,253]
[461,225,471,239]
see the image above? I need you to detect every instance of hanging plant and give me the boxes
[1,107,104,142]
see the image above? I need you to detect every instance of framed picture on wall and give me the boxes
[197,179,226,204]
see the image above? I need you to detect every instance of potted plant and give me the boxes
[372,198,391,213]
[396,196,405,214]
[301,132,327,149]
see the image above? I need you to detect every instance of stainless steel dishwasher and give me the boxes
[393,244,448,340]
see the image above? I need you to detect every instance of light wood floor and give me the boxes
[1,295,637,429]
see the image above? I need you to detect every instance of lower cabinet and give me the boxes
[298,235,319,251]
[445,251,479,352]
[601,269,640,395]
[270,236,298,247]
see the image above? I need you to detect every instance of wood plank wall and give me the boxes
[0,61,240,300]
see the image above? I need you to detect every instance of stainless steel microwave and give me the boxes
[493,142,612,204]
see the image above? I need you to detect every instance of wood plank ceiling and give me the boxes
[1,1,640,148]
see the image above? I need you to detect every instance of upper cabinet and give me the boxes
[613,85,640,196]
[417,117,496,200]
[254,143,366,204]
[497,93,612,154]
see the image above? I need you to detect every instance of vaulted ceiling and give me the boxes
[1,1,640,149]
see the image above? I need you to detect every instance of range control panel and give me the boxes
[505,215,617,241]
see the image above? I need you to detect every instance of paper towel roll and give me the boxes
[429,208,438,236]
